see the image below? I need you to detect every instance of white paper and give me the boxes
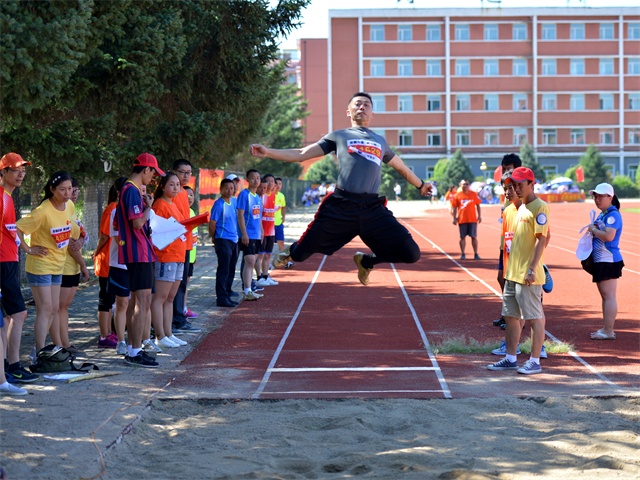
[43,373,86,381]
[149,214,187,250]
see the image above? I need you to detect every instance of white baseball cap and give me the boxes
[226,174,238,181]
[589,183,614,196]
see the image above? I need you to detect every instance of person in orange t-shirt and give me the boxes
[151,172,188,350]
[451,179,482,260]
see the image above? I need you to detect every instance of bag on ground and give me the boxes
[30,345,99,373]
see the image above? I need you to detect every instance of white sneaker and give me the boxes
[256,278,270,287]
[266,277,279,286]
[116,341,127,355]
[143,339,162,353]
[0,381,28,396]
[169,335,187,346]
[244,290,261,301]
[156,336,180,349]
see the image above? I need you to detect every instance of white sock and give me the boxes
[131,348,141,356]
[529,357,540,365]
[506,354,517,363]
[244,288,251,294]
[127,345,133,356]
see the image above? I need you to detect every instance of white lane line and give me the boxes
[405,222,624,392]
[391,263,453,399]
[260,389,448,395]
[252,255,328,400]
[269,367,439,372]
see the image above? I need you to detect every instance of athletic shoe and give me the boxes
[217,300,238,307]
[244,290,261,301]
[266,277,279,286]
[124,351,159,368]
[540,345,548,359]
[492,317,506,327]
[271,247,292,269]
[487,358,519,371]
[142,339,162,353]
[116,341,128,355]
[517,359,542,375]
[474,254,481,260]
[460,254,466,260]
[176,322,201,333]
[98,336,118,349]
[169,335,187,346]
[491,340,521,356]
[0,382,28,396]
[256,278,270,287]
[230,291,240,298]
[156,336,180,349]
[353,252,372,286]
[543,264,553,294]
[185,308,199,318]
[107,332,118,343]
[7,365,40,383]
[65,345,84,355]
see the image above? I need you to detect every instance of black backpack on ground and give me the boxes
[30,345,99,374]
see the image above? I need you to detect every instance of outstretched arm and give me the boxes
[250,143,325,163]
[387,155,432,197]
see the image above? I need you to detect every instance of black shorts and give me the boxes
[98,276,116,312]
[259,235,275,254]
[240,239,261,256]
[497,249,504,271]
[582,257,624,283]
[108,267,130,297]
[125,262,155,292]
[187,262,194,277]
[61,273,80,288]
[458,222,477,238]
[0,262,26,315]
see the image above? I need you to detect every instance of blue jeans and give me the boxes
[214,239,238,302]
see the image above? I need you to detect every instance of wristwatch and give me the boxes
[527,269,535,275]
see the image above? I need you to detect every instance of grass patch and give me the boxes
[621,208,640,214]
[430,336,574,355]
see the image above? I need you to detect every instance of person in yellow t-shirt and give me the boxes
[488,167,549,376]
[16,171,84,353]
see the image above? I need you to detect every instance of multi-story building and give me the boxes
[298,7,640,181]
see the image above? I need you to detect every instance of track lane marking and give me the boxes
[404,221,625,392]
[261,390,448,395]
[269,367,440,372]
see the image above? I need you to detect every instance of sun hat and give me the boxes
[588,183,614,196]
[0,152,32,170]
[134,153,165,176]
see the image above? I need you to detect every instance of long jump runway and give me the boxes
[173,201,639,400]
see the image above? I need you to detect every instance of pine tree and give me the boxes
[441,150,474,188]
[519,142,546,182]
[579,145,611,191]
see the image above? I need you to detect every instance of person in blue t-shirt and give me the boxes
[236,169,263,301]
[208,179,240,308]
[582,183,624,340]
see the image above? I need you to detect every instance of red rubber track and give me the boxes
[176,201,639,399]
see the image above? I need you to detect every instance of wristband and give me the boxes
[416,180,425,190]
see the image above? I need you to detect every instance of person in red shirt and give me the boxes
[256,174,278,287]
[451,179,482,260]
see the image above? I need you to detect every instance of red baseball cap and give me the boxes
[134,153,165,176]
[0,152,32,170]
[511,166,535,183]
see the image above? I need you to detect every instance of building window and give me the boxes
[399,130,413,146]
[371,95,385,112]
[542,94,557,111]
[570,94,585,111]
[513,59,527,76]
[600,130,614,144]
[629,130,640,144]
[543,165,558,177]
[485,94,499,111]
[456,130,470,146]
[600,93,614,110]
[542,23,556,40]
[398,24,412,41]
[484,24,499,40]
[427,95,441,111]
[398,60,413,76]
[456,94,470,111]
[513,23,527,40]
[570,58,585,75]
[370,60,385,77]
[427,24,441,41]
[484,130,499,146]
[570,23,585,40]
[513,128,527,145]
[629,93,640,110]
[455,59,470,76]
[427,60,441,76]
[370,25,385,41]
[542,129,557,145]
[629,23,640,39]
[455,24,470,40]
[398,95,413,112]
[629,58,640,74]
[427,132,441,146]
[484,59,498,76]
[541,58,557,75]
[600,58,615,75]
[513,93,527,111]
[600,23,614,39]
[571,129,586,145]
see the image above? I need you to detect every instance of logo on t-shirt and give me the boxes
[347,140,382,166]
[606,216,615,225]
[251,204,261,219]
[536,213,547,226]
[50,224,72,249]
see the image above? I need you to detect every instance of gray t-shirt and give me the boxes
[316,127,395,194]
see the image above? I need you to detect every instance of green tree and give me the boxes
[519,142,546,182]
[379,163,421,200]
[579,145,611,191]
[432,158,449,183]
[440,149,473,188]
[611,175,639,198]
[304,155,338,184]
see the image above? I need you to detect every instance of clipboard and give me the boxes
[179,212,210,231]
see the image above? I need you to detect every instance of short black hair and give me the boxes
[501,153,522,168]
[220,178,233,188]
[350,92,373,104]
[246,168,259,178]
[172,158,192,170]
